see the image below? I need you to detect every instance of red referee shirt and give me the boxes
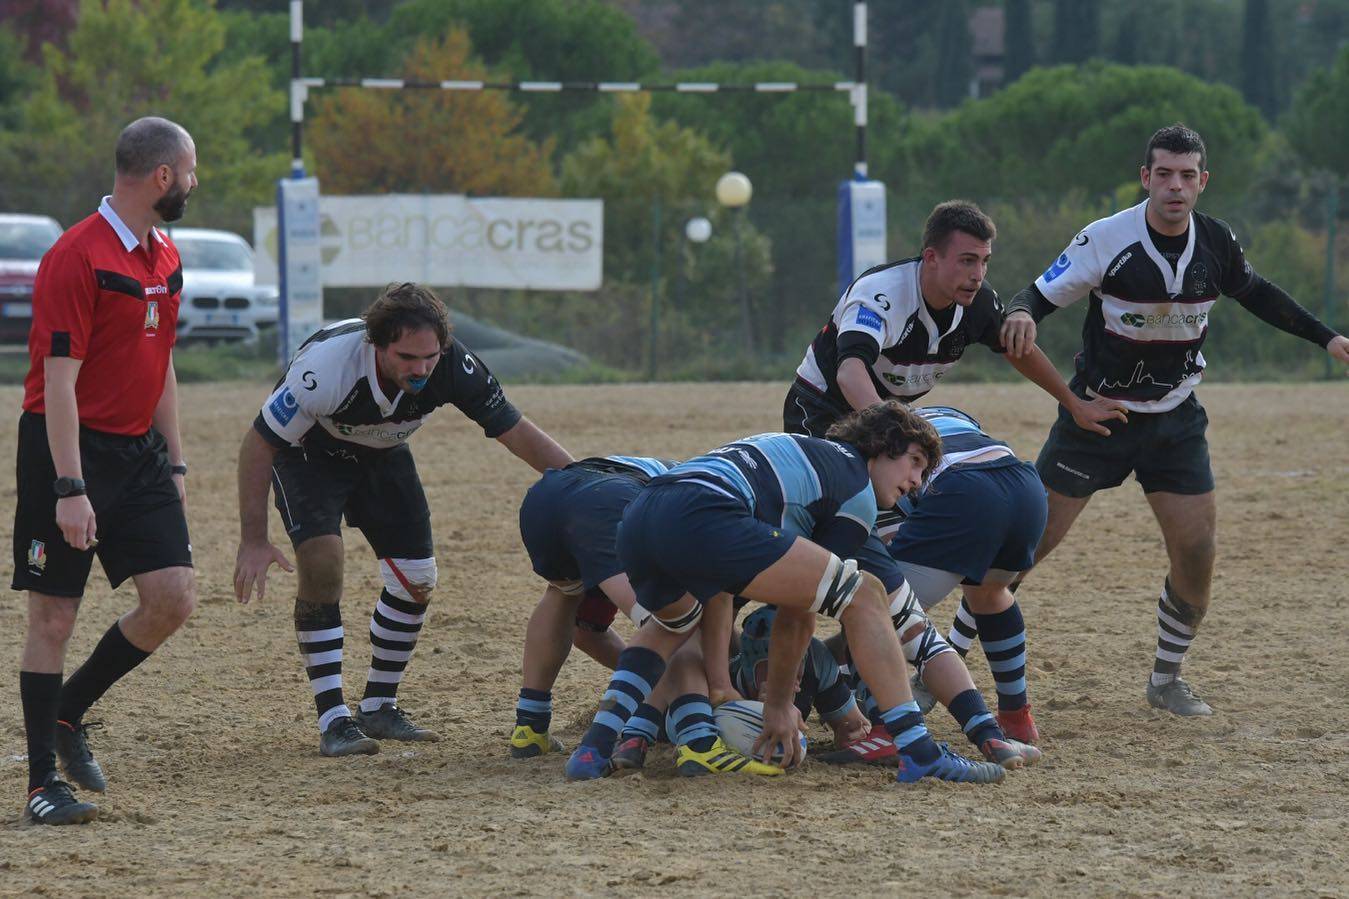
[22,197,182,436]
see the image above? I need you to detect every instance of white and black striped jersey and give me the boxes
[1029,201,1257,412]
[254,319,520,456]
[794,257,1004,405]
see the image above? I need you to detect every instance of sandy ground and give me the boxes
[1,381,1347,898]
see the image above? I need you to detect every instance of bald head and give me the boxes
[115,117,194,177]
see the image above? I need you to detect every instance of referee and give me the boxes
[14,117,198,824]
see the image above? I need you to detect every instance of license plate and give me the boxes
[2,302,32,318]
[203,312,241,324]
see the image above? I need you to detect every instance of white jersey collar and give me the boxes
[98,196,167,253]
[914,261,964,353]
[1136,200,1194,298]
[364,340,402,416]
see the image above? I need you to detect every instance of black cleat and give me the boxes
[55,720,107,793]
[354,705,440,742]
[320,716,380,757]
[26,774,98,825]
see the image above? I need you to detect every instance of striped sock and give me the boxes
[947,687,1002,747]
[581,647,665,756]
[515,688,552,732]
[1152,579,1202,687]
[976,603,1028,711]
[666,694,718,752]
[360,589,427,714]
[296,602,348,733]
[947,598,978,657]
[620,703,663,743]
[880,701,941,765]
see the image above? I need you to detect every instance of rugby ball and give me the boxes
[713,700,807,767]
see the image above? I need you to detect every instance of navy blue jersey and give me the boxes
[652,433,878,557]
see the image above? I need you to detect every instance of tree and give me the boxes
[0,0,78,61]
[1284,46,1349,180]
[0,0,284,231]
[934,0,974,108]
[893,62,1269,211]
[1240,0,1277,120]
[1050,0,1099,65]
[1003,0,1035,84]
[308,28,556,197]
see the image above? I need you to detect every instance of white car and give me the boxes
[168,227,279,343]
[0,213,63,342]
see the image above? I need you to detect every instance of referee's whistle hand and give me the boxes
[233,541,295,604]
[56,495,97,552]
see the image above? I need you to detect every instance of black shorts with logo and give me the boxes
[783,379,851,438]
[271,442,434,559]
[1036,379,1214,498]
[11,411,192,598]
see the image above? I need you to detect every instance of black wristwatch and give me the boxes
[53,476,86,498]
[170,462,188,476]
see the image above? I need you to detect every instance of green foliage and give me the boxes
[887,62,1269,213]
[0,0,285,233]
[1284,47,1349,179]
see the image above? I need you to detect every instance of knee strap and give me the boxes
[889,583,954,677]
[380,557,438,603]
[810,556,862,619]
[651,602,702,634]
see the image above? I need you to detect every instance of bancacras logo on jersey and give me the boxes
[1119,310,1208,329]
[1042,253,1072,283]
[269,387,300,425]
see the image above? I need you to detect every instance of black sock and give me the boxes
[57,622,150,725]
[21,671,62,791]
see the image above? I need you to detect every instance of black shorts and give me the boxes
[783,379,850,438]
[271,443,433,558]
[1036,381,1214,498]
[11,411,192,598]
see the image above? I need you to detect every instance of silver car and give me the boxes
[0,213,63,342]
[169,227,279,343]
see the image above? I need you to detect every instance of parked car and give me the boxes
[0,213,63,342]
[168,227,279,343]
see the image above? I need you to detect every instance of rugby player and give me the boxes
[565,402,1005,785]
[233,283,572,755]
[1000,124,1349,715]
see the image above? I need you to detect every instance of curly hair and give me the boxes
[362,282,452,349]
[825,400,942,478]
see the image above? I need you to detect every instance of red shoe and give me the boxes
[996,704,1040,745]
[979,737,1043,770]
[818,725,898,767]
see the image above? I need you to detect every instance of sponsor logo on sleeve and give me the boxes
[1074,232,1089,246]
[268,387,300,425]
[1042,253,1072,284]
[872,293,891,311]
[301,370,318,391]
[855,307,885,331]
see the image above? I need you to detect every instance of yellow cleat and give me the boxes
[510,725,564,759]
[675,738,784,777]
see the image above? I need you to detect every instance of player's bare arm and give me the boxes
[43,356,97,551]
[233,427,293,603]
[1004,346,1128,436]
[752,606,813,768]
[699,595,742,707]
[836,356,886,411]
[495,417,573,473]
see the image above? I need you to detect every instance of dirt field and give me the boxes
[2,381,1347,898]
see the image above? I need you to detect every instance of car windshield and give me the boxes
[0,220,62,260]
[176,237,253,272]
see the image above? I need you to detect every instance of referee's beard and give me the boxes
[155,184,191,223]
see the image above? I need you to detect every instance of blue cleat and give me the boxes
[564,744,613,781]
[896,743,1005,784]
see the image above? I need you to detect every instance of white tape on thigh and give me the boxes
[652,602,702,634]
[380,557,438,602]
[549,578,586,597]
[889,582,953,674]
[810,556,862,619]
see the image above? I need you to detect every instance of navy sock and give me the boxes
[947,688,1002,747]
[21,671,62,791]
[581,647,665,756]
[667,694,718,752]
[57,621,150,725]
[880,701,940,765]
[620,703,662,743]
[975,603,1028,711]
[515,687,552,732]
